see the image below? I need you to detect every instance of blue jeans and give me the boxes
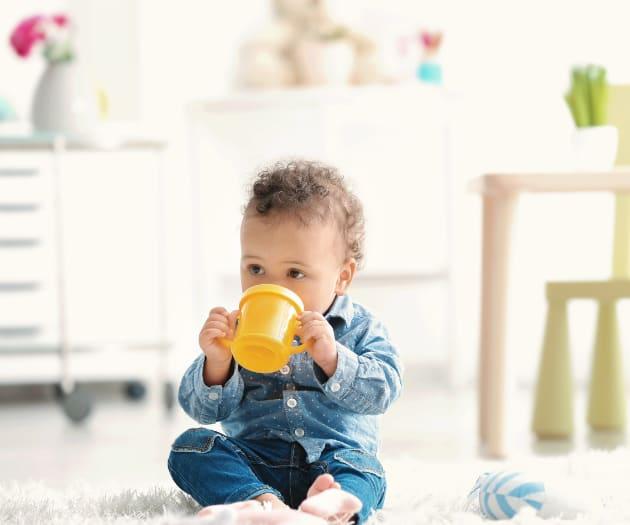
[168,428,386,524]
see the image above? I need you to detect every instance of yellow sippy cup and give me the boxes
[218,284,308,373]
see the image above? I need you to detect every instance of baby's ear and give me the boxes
[335,258,357,295]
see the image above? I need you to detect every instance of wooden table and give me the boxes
[470,170,630,457]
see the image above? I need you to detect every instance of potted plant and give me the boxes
[293,25,355,86]
[10,13,100,137]
[565,65,618,170]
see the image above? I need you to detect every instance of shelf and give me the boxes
[0,341,170,355]
[190,82,452,113]
[0,344,171,383]
[217,269,450,287]
[0,125,167,152]
[354,270,450,285]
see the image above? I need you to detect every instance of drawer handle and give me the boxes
[0,169,38,177]
[0,203,40,213]
[0,282,41,292]
[0,326,41,338]
[0,239,41,248]
[0,344,57,354]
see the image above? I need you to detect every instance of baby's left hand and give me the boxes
[297,311,338,377]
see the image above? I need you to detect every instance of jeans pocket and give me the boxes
[170,427,223,454]
[332,448,385,478]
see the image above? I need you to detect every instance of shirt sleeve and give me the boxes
[315,318,404,415]
[177,354,245,423]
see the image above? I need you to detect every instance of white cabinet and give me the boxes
[0,138,170,388]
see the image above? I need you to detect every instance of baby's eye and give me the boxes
[248,264,265,276]
[288,268,305,279]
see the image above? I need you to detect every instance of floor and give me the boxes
[0,366,627,491]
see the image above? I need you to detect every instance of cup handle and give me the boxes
[289,315,309,354]
[290,341,308,354]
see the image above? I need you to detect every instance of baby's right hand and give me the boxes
[199,306,239,364]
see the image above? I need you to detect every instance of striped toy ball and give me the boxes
[468,471,546,520]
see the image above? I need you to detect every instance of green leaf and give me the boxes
[588,65,608,125]
[569,67,590,127]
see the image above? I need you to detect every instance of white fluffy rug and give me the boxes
[2,449,629,524]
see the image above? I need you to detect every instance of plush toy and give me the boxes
[467,471,592,520]
[237,0,384,88]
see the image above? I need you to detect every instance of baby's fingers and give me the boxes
[209,306,228,315]
[199,328,227,343]
[298,311,325,324]
[202,320,229,333]
[300,320,327,339]
[205,312,230,326]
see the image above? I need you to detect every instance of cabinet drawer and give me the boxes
[0,156,54,244]
[0,245,56,281]
[0,285,58,346]
[0,213,49,238]
[0,155,52,201]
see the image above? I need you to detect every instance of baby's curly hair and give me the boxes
[244,160,366,268]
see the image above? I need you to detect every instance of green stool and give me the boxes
[533,280,630,438]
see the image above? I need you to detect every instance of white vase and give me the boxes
[571,125,619,171]
[293,39,355,86]
[31,61,99,138]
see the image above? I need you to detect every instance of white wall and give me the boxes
[67,0,140,120]
[4,0,630,388]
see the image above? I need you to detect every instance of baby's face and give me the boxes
[240,215,351,313]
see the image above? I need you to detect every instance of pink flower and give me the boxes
[9,15,45,58]
[419,31,443,52]
[9,14,71,59]
[51,14,69,27]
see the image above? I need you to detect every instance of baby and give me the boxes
[169,160,403,524]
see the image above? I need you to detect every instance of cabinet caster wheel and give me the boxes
[164,381,175,411]
[125,381,147,401]
[61,387,92,424]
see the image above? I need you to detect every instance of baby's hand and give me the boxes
[297,311,337,377]
[199,306,239,365]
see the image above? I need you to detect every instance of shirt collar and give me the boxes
[324,294,354,327]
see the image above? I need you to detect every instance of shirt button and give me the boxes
[208,392,219,401]
[330,382,341,392]
[294,428,305,437]
[287,398,297,408]
[280,365,290,375]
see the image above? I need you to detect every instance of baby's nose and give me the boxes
[271,281,296,293]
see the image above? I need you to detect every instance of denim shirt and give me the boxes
[178,294,404,463]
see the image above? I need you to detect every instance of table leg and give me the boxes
[479,193,516,458]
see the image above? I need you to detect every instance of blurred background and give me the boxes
[2,0,630,489]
